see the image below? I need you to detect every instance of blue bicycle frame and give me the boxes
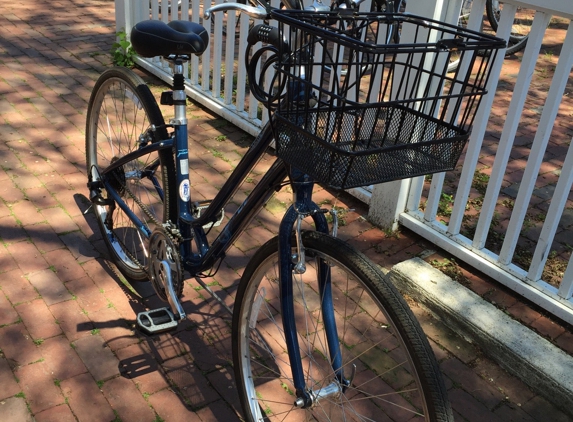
[98,59,344,405]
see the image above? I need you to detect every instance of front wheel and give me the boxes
[233,231,453,421]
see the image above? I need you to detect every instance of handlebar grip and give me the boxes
[247,24,290,53]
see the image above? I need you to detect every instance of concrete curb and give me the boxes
[385,257,573,419]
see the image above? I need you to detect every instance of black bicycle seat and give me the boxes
[130,20,209,58]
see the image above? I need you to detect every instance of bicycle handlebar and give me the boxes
[203,3,268,20]
[203,0,367,22]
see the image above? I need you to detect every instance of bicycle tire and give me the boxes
[233,230,453,421]
[86,67,177,282]
[486,0,533,55]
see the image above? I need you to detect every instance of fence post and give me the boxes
[367,0,463,230]
[115,0,133,35]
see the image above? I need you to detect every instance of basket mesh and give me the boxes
[266,11,505,189]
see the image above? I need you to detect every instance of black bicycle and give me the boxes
[375,0,533,71]
[86,0,504,419]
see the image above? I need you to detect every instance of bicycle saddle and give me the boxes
[130,20,209,58]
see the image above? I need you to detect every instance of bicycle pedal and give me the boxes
[136,307,178,335]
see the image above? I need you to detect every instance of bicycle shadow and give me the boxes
[74,192,243,416]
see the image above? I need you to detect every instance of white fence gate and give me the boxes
[115,0,573,324]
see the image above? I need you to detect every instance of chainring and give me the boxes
[148,228,184,302]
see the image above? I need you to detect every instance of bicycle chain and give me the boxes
[106,170,185,271]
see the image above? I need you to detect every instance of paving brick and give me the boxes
[529,315,566,341]
[60,373,115,422]
[196,399,241,422]
[162,356,221,409]
[0,397,33,422]
[43,248,86,282]
[448,388,504,422]
[506,302,542,325]
[33,404,77,422]
[441,358,505,410]
[88,305,139,352]
[0,323,42,367]
[66,276,109,315]
[27,269,71,306]
[0,238,19,270]
[0,357,21,400]
[73,334,120,381]
[49,299,93,341]
[147,388,200,421]
[39,335,86,381]
[116,344,170,395]
[0,215,29,244]
[473,357,536,407]
[494,403,538,422]
[101,376,157,422]
[24,222,65,253]
[143,332,193,364]
[10,200,45,226]
[40,207,78,234]
[16,299,62,340]
[0,290,19,326]
[7,240,48,274]
[15,360,65,414]
[520,395,570,422]
[484,287,519,310]
[553,329,573,355]
[205,366,242,413]
[59,231,98,263]
[0,182,25,204]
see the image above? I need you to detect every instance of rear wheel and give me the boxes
[86,67,176,281]
[486,0,534,55]
[233,231,453,421]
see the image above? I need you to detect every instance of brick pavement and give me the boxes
[0,0,572,421]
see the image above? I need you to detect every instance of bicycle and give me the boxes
[485,1,535,55]
[86,0,504,419]
[375,0,533,71]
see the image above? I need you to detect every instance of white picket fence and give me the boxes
[115,0,573,324]
[386,0,573,324]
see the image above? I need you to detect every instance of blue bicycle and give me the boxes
[86,0,503,419]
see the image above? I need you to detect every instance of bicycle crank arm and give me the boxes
[136,260,186,335]
[160,260,186,321]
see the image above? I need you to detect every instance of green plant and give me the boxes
[111,30,136,68]
[430,258,469,285]
[472,170,490,195]
[437,193,454,217]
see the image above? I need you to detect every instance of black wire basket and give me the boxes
[267,10,505,190]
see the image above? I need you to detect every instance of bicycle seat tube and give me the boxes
[170,59,196,259]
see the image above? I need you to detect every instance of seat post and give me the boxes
[171,58,187,126]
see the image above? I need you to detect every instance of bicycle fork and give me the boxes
[278,172,351,409]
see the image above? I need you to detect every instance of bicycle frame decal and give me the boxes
[179,179,190,202]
